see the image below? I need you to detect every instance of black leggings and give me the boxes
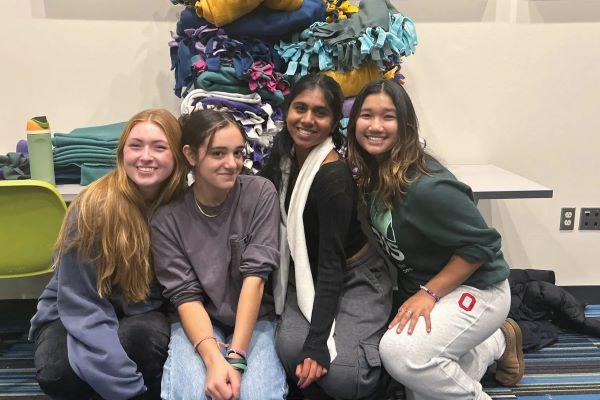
[33,311,170,400]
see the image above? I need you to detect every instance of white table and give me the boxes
[447,164,553,201]
[56,164,553,202]
[56,183,83,203]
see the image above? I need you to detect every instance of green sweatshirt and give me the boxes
[368,158,509,301]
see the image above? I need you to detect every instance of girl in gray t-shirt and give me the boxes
[151,109,287,400]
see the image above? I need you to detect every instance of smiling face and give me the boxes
[354,92,399,158]
[122,121,175,201]
[184,123,245,202]
[286,87,335,159]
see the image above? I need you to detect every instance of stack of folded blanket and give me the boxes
[276,0,417,98]
[52,122,125,185]
[180,89,283,147]
[169,0,417,171]
[169,0,327,172]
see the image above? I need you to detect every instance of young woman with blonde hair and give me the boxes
[30,109,187,400]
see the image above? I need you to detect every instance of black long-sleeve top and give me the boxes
[285,160,367,368]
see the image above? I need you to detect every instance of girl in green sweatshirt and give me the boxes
[347,79,524,400]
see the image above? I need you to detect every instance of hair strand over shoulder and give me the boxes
[52,109,187,302]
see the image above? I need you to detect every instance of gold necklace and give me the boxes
[194,196,223,218]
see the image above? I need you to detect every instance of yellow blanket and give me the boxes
[195,0,262,26]
[263,0,303,11]
[324,63,398,97]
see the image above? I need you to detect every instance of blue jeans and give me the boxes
[161,320,287,400]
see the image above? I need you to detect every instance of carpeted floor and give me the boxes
[0,319,45,399]
[1,306,599,399]
[482,305,600,400]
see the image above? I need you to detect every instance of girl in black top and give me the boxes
[261,74,392,399]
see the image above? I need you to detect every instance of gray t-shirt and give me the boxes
[150,174,279,327]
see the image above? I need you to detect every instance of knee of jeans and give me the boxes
[36,358,77,395]
[120,319,170,377]
[36,367,62,391]
[120,314,169,347]
[119,312,171,344]
[162,344,207,400]
[241,368,288,400]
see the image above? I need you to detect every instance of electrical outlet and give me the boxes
[560,207,576,230]
[579,208,600,230]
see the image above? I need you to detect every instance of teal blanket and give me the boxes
[53,122,125,148]
[195,67,285,106]
[81,163,115,186]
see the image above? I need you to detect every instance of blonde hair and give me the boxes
[53,109,187,302]
[348,79,428,212]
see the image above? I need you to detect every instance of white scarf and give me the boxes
[273,136,337,362]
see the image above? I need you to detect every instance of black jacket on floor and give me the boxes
[508,269,600,352]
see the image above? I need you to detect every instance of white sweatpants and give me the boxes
[379,279,511,400]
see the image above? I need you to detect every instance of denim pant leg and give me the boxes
[161,322,226,400]
[234,320,288,400]
[33,319,95,400]
[119,311,171,400]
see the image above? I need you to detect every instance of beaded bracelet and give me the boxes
[227,348,247,359]
[419,285,440,303]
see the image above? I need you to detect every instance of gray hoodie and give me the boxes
[29,220,164,400]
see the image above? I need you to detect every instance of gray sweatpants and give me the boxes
[379,280,511,400]
[275,248,393,400]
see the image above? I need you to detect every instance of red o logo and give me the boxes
[458,293,476,311]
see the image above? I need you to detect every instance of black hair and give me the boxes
[260,73,345,191]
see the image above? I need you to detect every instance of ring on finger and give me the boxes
[406,310,413,316]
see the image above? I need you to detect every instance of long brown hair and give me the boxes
[348,79,428,211]
[53,109,187,302]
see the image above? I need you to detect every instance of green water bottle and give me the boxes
[26,116,55,185]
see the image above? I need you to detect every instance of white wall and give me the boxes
[1,0,599,298]
[0,0,181,298]
[393,0,600,285]
[0,0,180,153]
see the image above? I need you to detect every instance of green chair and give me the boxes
[0,180,66,278]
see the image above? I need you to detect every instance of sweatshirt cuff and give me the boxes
[299,341,331,370]
[241,270,270,281]
[170,292,204,309]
